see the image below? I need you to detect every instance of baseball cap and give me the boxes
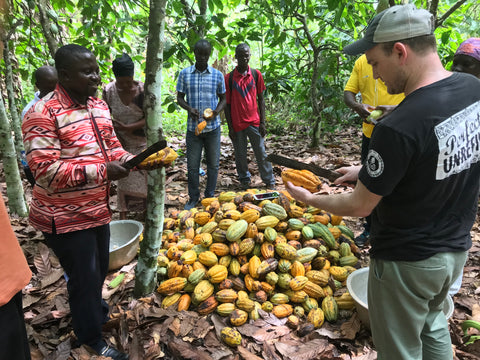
[343,4,434,55]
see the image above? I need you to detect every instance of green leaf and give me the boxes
[215,29,229,39]
[334,3,346,25]
[326,0,338,11]
[213,0,224,11]
[441,30,452,45]
[172,1,184,14]
[167,103,177,113]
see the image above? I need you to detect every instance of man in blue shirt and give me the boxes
[21,65,58,119]
[177,39,226,210]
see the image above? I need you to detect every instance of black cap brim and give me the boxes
[343,37,376,55]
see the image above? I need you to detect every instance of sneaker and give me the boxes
[266,183,276,190]
[354,229,370,247]
[240,181,251,190]
[98,344,129,360]
[184,199,199,210]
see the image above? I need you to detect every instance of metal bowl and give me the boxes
[108,220,143,271]
[346,267,454,329]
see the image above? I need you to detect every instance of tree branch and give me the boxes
[36,0,59,57]
[435,0,468,28]
[429,0,439,20]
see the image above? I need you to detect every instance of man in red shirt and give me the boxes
[23,44,163,360]
[225,43,275,190]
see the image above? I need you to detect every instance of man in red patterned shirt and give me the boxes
[22,44,157,360]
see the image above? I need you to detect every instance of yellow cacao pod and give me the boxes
[229,309,249,326]
[177,294,191,311]
[209,243,230,257]
[198,251,218,267]
[139,147,178,166]
[194,211,211,226]
[195,120,207,136]
[220,327,242,347]
[322,296,338,323]
[329,266,349,282]
[157,277,188,295]
[193,280,214,304]
[281,169,322,193]
[215,289,238,303]
[240,209,261,223]
[307,308,325,328]
[207,264,228,283]
[272,304,293,318]
[335,292,355,310]
[161,293,182,309]
[290,261,306,277]
[255,215,280,230]
[216,303,236,316]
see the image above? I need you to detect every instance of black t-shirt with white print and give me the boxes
[359,72,480,261]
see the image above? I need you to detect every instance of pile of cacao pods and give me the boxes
[156,189,362,347]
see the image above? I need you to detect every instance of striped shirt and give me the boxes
[176,65,226,132]
[22,84,133,234]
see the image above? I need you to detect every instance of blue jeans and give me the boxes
[186,126,220,200]
[231,125,274,185]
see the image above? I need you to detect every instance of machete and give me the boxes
[122,139,168,170]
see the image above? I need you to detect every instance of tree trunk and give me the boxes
[2,39,24,158]
[294,13,323,148]
[198,0,207,37]
[377,0,390,13]
[0,92,28,216]
[36,0,59,57]
[309,49,322,148]
[134,0,167,298]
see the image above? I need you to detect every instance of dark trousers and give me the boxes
[0,291,31,360]
[43,225,110,350]
[361,134,371,230]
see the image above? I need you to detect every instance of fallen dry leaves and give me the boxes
[4,127,480,359]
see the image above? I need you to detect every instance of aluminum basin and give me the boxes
[109,220,143,271]
[346,267,454,329]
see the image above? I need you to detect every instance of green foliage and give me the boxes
[6,0,479,143]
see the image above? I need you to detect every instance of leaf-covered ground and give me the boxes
[6,127,480,360]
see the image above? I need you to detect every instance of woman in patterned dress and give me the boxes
[103,53,147,220]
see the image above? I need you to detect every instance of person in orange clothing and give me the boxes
[0,195,32,360]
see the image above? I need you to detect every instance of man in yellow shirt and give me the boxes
[343,54,404,246]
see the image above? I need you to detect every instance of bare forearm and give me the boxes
[286,179,380,218]
[295,191,368,217]
[215,93,226,113]
[344,91,370,119]
[258,95,265,123]
[343,91,358,110]
[124,119,146,131]
[225,105,233,128]
[177,95,192,112]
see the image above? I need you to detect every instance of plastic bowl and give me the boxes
[346,267,454,329]
[109,220,143,271]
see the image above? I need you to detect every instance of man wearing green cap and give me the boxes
[285,4,480,359]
